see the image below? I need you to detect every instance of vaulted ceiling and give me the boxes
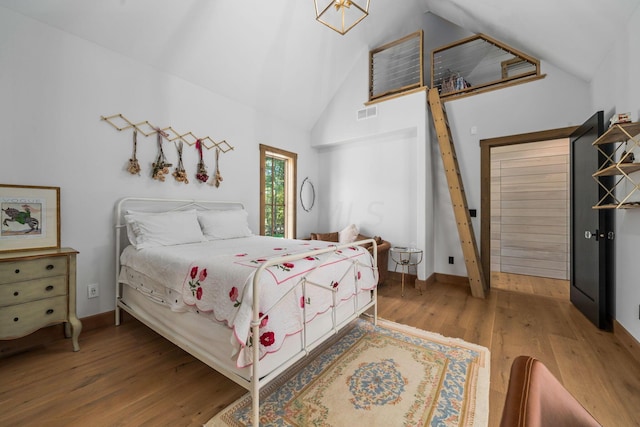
[2,0,639,130]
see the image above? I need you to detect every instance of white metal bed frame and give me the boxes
[114,197,378,425]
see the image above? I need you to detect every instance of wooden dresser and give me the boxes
[0,248,81,351]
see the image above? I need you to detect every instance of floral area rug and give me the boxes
[206,318,489,427]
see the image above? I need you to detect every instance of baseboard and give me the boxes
[1,310,116,358]
[387,271,417,285]
[392,272,464,291]
[81,310,117,331]
[613,320,640,365]
[415,273,436,292]
[434,273,470,286]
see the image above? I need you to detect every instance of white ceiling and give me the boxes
[2,0,639,130]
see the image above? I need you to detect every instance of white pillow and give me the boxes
[339,223,359,243]
[124,209,206,249]
[197,209,253,240]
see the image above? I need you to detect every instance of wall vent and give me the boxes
[357,105,378,121]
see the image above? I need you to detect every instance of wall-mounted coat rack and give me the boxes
[100,113,234,153]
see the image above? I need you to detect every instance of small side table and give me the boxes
[390,247,423,297]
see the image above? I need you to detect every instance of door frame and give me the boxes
[479,125,579,287]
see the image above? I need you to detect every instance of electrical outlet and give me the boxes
[87,283,99,299]
[448,256,454,264]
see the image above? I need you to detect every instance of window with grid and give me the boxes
[260,144,297,238]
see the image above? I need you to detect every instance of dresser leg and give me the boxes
[65,318,82,351]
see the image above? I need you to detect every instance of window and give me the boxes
[259,144,297,238]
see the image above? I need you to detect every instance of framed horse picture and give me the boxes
[0,184,60,253]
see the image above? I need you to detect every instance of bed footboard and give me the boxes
[248,239,378,424]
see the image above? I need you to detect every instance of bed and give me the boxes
[114,197,378,424]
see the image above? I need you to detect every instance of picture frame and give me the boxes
[0,184,60,253]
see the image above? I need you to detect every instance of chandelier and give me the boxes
[314,0,370,35]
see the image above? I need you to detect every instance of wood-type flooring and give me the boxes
[1,273,639,426]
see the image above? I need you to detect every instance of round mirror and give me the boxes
[300,177,315,212]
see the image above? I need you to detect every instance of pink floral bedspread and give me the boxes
[181,239,377,367]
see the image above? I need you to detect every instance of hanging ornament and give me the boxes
[172,141,189,184]
[127,129,141,175]
[195,139,209,183]
[151,129,172,181]
[210,147,223,188]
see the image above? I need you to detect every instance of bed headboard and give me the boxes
[114,197,245,325]
[114,197,245,258]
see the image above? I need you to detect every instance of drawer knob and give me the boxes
[13,291,19,296]
[46,285,54,291]
[13,317,19,322]
[46,264,55,270]
[46,309,54,315]
[14,269,20,274]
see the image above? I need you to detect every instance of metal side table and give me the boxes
[389,247,423,297]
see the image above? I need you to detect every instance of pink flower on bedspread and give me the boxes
[277,262,295,272]
[229,286,240,307]
[260,331,275,347]
[332,281,339,289]
[300,296,305,308]
[188,266,206,300]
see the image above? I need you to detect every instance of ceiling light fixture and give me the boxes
[314,0,370,35]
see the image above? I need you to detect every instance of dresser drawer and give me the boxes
[0,295,68,339]
[0,257,67,284]
[0,276,67,307]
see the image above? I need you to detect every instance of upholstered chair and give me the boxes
[309,232,390,285]
[500,356,601,427]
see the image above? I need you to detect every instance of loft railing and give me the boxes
[432,34,543,100]
[368,31,424,103]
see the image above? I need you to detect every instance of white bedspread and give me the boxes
[119,236,377,366]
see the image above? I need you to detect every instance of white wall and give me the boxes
[316,128,418,240]
[591,5,640,341]
[0,8,318,318]
[312,7,640,346]
[438,61,592,275]
[311,12,593,286]
[311,44,433,280]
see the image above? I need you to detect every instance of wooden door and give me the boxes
[491,140,569,280]
[570,111,614,330]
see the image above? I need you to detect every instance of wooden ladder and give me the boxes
[427,88,486,298]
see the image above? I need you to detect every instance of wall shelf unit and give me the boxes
[592,122,640,209]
